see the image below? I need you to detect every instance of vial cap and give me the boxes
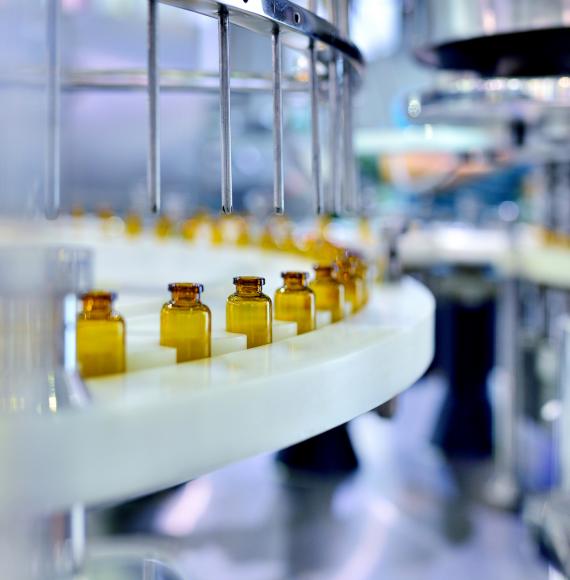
[233,276,265,286]
[168,282,204,293]
[80,290,116,302]
[313,263,336,272]
[281,271,309,280]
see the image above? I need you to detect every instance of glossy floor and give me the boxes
[92,376,549,580]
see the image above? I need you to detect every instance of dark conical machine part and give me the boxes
[417,28,570,78]
[412,0,570,77]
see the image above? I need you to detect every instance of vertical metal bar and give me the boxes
[341,59,356,213]
[309,41,323,214]
[339,0,357,214]
[46,0,61,219]
[328,0,341,215]
[143,559,158,580]
[328,56,341,214]
[485,276,521,509]
[272,28,284,215]
[219,8,233,214]
[557,316,570,491]
[147,0,161,214]
[68,504,86,574]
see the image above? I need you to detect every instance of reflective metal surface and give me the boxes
[272,28,285,215]
[219,8,233,215]
[412,0,570,76]
[97,377,549,580]
[147,0,161,214]
[163,0,364,72]
[309,41,323,214]
[0,246,92,580]
[407,77,570,126]
[46,0,61,219]
[65,69,311,93]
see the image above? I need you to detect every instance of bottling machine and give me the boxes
[0,1,435,578]
[406,1,570,576]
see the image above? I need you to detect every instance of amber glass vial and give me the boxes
[211,219,224,245]
[77,291,126,378]
[227,277,272,348]
[274,272,316,334]
[155,215,173,239]
[337,254,364,314]
[160,283,211,362]
[125,212,143,237]
[236,218,250,246]
[350,255,370,309]
[310,264,345,322]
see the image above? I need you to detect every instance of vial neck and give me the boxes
[82,298,112,318]
[236,283,263,297]
[314,268,333,281]
[284,277,305,289]
[172,290,201,304]
[337,260,355,276]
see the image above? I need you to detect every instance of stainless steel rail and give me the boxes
[163,0,364,71]
[309,41,323,214]
[44,0,363,217]
[147,0,161,215]
[65,69,310,93]
[272,28,285,214]
[46,0,61,219]
[218,7,233,214]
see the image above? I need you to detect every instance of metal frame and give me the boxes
[44,0,363,218]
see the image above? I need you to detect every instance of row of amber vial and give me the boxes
[76,255,369,378]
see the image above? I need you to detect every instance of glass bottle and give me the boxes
[259,225,278,251]
[226,276,272,348]
[236,218,250,246]
[155,215,173,239]
[70,204,85,218]
[310,264,345,322]
[359,260,370,307]
[125,211,143,237]
[160,283,211,362]
[77,291,126,378]
[211,218,224,245]
[349,254,370,309]
[181,217,197,241]
[336,254,364,314]
[274,272,316,334]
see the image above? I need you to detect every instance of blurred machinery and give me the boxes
[405,1,570,576]
[0,2,436,580]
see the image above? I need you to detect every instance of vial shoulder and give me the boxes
[227,292,271,304]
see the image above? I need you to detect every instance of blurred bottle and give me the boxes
[274,272,316,334]
[358,216,375,246]
[211,217,225,245]
[181,217,197,241]
[154,215,174,239]
[160,283,211,362]
[337,253,364,314]
[124,212,143,237]
[236,217,250,246]
[310,264,345,322]
[77,291,125,378]
[70,204,85,219]
[227,277,272,348]
[349,253,370,309]
[259,224,278,251]
[97,205,115,234]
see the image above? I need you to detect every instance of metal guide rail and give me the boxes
[46,0,365,219]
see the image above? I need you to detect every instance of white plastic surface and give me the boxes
[399,223,570,290]
[0,278,434,513]
[0,220,435,512]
